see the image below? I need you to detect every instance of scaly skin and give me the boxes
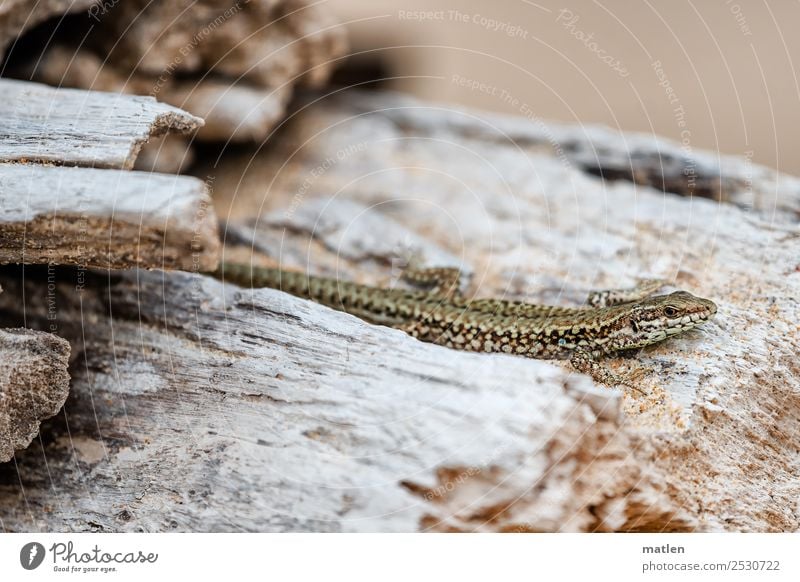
[214,262,717,389]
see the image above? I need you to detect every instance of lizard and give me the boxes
[213,262,717,390]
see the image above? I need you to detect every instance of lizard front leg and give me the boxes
[570,348,646,394]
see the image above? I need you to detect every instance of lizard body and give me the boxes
[214,262,717,388]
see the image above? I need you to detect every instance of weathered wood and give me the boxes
[274,91,800,221]
[0,91,797,532]
[133,133,195,174]
[0,164,220,270]
[168,81,291,143]
[258,197,468,275]
[0,79,203,169]
[200,90,800,531]
[0,327,70,463]
[0,267,683,532]
[0,74,210,460]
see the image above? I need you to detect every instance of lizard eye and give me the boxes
[664,306,679,317]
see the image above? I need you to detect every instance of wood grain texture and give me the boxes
[0,79,203,169]
[201,90,800,531]
[0,164,220,270]
[0,91,797,532]
[0,75,208,460]
[0,268,678,532]
[23,47,293,144]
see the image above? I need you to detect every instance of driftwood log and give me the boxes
[0,77,218,464]
[0,79,219,269]
[1,90,798,532]
[0,267,650,532]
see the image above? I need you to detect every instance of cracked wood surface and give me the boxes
[0,76,215,461]
[10,0,348,176]
[202,90,800,531]
[0,90,797,533]
[0,268,676,532]
[0,70,215,460]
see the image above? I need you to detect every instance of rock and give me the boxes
[0,328,70,463]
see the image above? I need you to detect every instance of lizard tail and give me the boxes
[213,261,375,311]
[213,261,314,297]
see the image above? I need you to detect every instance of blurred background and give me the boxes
[330,0,800,175]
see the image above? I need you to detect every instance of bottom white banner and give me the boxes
[0,533,797,581]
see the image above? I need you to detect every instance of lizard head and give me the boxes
[611,291,717,351]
